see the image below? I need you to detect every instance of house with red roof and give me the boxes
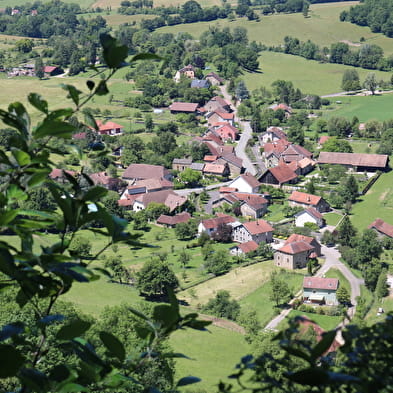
[295,208,325,228]
[214,154,243,177]
[303,277,339,305]
[49,168,76,183]
[198,213,237,236]
[289,191,330,213]
[230,240,259,256]
[204,96,232,113]
[232,219,274,244]
[260,126,287,145]
[213,192,269,219]
[259,164,298,187]
[263,140,291,167]
[96,120,124,136]
[169,102,199,114]
[174,64,195,82]
[206,111,235,126]
[228,173,260,193]
[133,190,187,213]
[368,218,393,239]
[274,234,320,270]
[215,124,239,142]
[89,171,123,191]
[269,103,292,117]
[43,66,63,76]
[156,212,191,228]
[318,152,389,172]
[122,164,172,183]
[203,163,230,177]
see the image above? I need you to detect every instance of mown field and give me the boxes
[351,169,393,230]
[322,93,393,122]
[278,310,343,331]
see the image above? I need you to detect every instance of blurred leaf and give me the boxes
[95,80,109,96]
[19,368,50,393]
[0,345,25,377]
[86,80,95,91]
[311,330,337,361]
[57,320,91,340]
[286,368,329,386]
[33,120,76,139]
[11,149,31,166]
[38,314,65,327]
[61,84,82,107]
[28,93,48,114]
[130,53,162,62]
[58,383,88,393]
[84,111,98,131]
[176,376,201,387]
[99,332,125,362]
[100,33,128,69]
[0,322,24,341]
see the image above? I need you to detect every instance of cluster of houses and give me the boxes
[256,126,389,188]
[7,64,63,78]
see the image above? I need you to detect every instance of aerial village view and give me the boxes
[0,0,393,391]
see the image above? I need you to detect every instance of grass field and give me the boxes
[157,2,393,56]
[170,325,249,391]
[239,269,305,327]
[351,169,393,230]
[279,310,343,331]
[242,52,390,96]
[322,93,393,122]
[323,212,343,227]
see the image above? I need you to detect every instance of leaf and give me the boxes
[95,80,109,96]
[61,84,82,106]
[47,108,74,121]
[0,345,25,377]
[153,304,179,329]
[28,93,48,114]
[100,33,129,69]
[286,368,329,386]
[311,330,337,361]
[11,149,31,166]
[19,368,50,393]
[86,80,95,91]
[7,102,30,140]
[281,345,311,363]
[176,376,201,387]
[99,331,125,362]
[0,210,19,226]
[130,53,162,62]
[82,186,108,202]
[33,120,76,139]
[128,307,150,321]
[0,322,24,341]
[38,314,65,327]
[58,383,88,393]
[27,170,51,187]
[84,111,98,131]
[56,320,92,340]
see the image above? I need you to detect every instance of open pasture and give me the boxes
[322,93,393,122]
[157,2,393,56]
[242,52,390,96]
[351,169,393,230]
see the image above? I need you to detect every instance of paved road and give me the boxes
[235,120,257,175]
[265,246,364,330]
[218,84,257,175]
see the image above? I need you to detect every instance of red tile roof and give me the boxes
[303,277,339,290]
[318,135,330,145]
[203,163,227,175]
[96,120,123,132]
[135,190,186,212]
[243,219,274,235]
[49,168,76,179]
[214,111,234,120]
[169,102,199,112]
[123,164,169,180]
[303,207,323,220]
[44,66,58,73]
[215,124,239,140]
[203,131,224,146]
[157,212,191,226]
[239,240,259,254]
[219,187,238,193]
[318,152,389,168]
[204,155,218,162]
[285,233,314,245]
[368,218,393,238]
[240,173,260,188]
[134,178,173,191]
[269,165,298,184]
[232,192,268,209]
[279,241,314,254]
[289,191,322,206]
[201,214,236,230]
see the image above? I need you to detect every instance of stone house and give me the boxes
[172,158,192,172]
[274,241,314,269]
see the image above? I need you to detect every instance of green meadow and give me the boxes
[279,310,343,331]
[322,93,393,122]
[351,169,393,230]
[157,2,393,55]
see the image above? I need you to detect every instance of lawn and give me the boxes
[351,169,393,230]
[278,310,343,331]
[239,269,305,327]
[323,212,343,227]
[264,203,287,222]
[170,325,249,392]
[322,93,393,122]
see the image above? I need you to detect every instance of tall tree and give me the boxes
[34,56,44,79]
[364,72,378,95]
[235,80,249,101]
[269,271,291,306]
[337,215,357,246]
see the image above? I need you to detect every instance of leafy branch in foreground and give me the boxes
[0,33,208,393]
